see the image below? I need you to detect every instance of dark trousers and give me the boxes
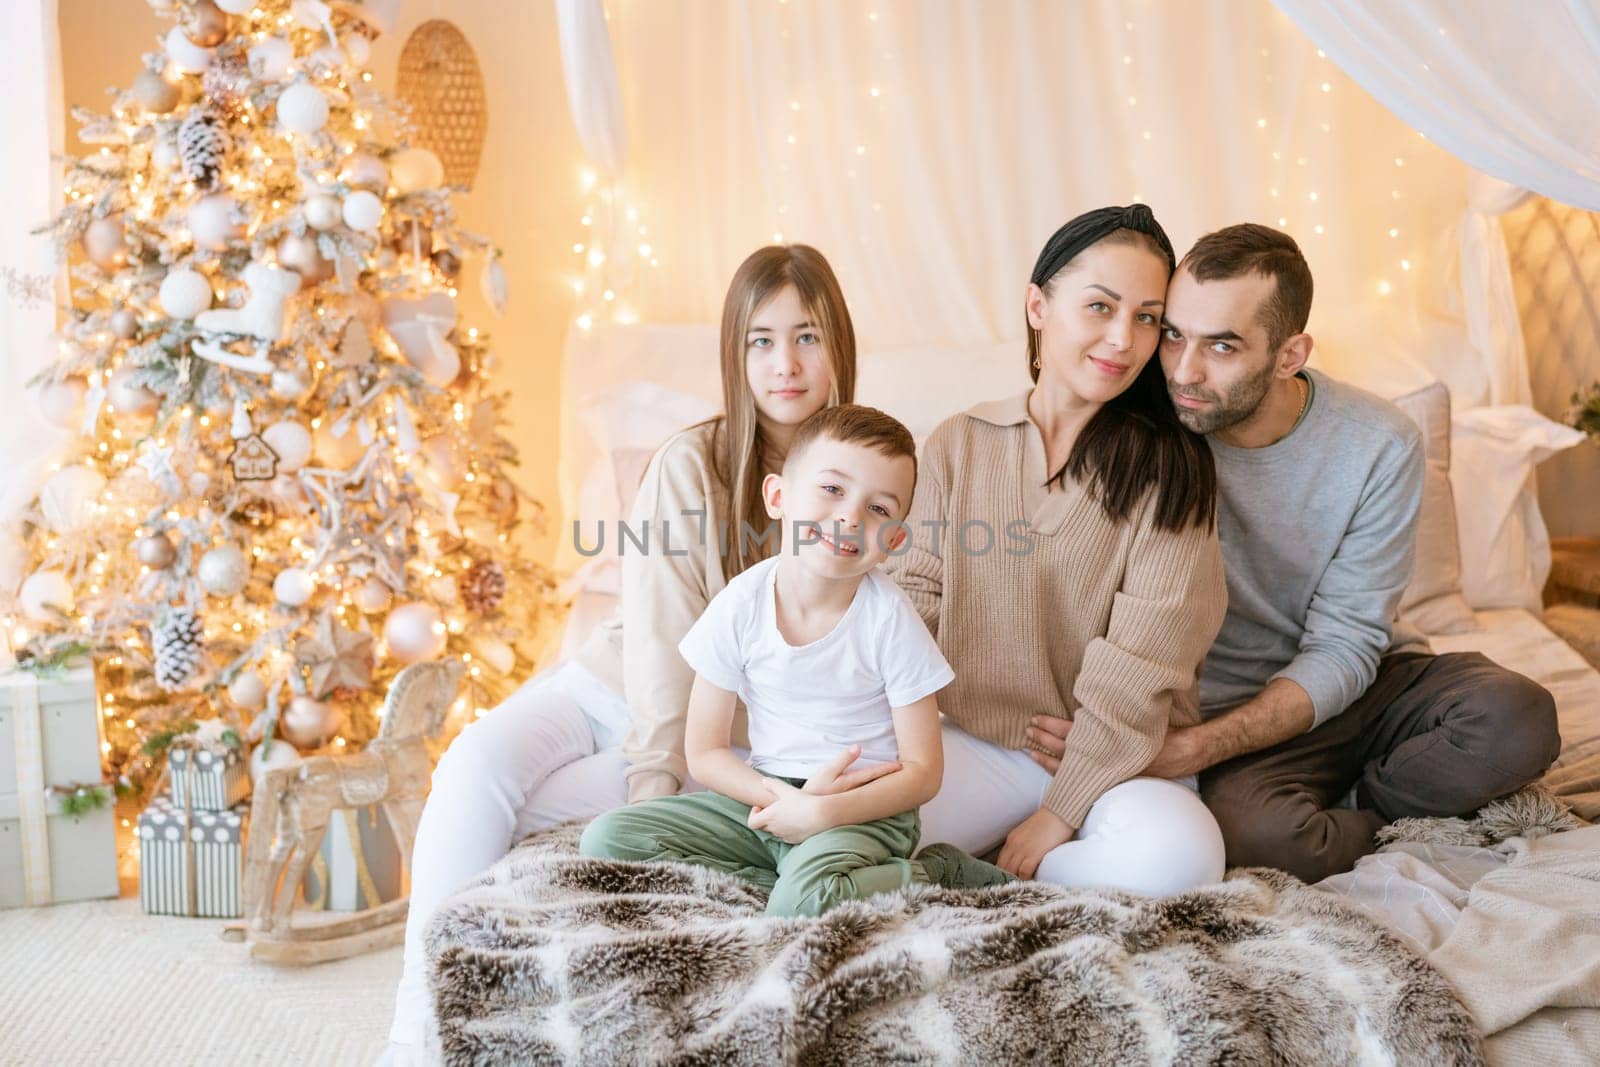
[1200,652,1561,883]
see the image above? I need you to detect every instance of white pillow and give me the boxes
[1449,406,1586,611]
[1390,382,1478,635]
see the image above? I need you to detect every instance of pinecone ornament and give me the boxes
[202,54,251,122]
[458,560,506,615]
[153,607,206,690]
[178,109,231,191]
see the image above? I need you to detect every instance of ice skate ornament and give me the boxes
[191,263,301,375]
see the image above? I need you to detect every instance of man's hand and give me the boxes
[997,807,1075,879]
[802,744,902,796]
[747,778,831,844]
[1026,715,1213,780]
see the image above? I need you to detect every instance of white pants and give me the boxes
[918,721,1226,896]
[388,661,632,1048]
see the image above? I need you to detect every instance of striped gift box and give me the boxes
[168,746,249,812]
[137,796,246,918]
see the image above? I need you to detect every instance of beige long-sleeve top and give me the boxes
[887,392,1227,830]
[574,421,749,803]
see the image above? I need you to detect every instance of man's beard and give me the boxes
[1169,359,1276,435]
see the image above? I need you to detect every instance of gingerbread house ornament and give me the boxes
[227,433,279,481]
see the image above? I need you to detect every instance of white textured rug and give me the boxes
[0,895,398,1065]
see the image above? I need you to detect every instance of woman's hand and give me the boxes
[748,779,832,844]
[802,744,902,796]
[997,807,1075,879]
[1026,715,1210,780]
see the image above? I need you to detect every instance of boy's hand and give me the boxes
[747,779,831,844]
[801,744,902,796]
[997,807,1076,880]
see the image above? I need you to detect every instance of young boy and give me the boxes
[580,404,1010,916]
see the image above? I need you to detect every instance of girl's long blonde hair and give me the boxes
[705,244,856,582]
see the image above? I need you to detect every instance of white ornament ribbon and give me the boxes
[9,672,54,906]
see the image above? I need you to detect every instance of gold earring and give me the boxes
[1032,357,1041,369]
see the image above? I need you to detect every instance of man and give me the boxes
[1027,223,1559,883]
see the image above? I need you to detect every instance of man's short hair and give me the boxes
[1180,224,1313,352]
[788,404,917,488]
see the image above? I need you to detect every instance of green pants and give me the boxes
[579,787,925,917]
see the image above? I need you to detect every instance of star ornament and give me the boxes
[296,612,375,697]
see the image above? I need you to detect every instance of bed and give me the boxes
[425,325,1600,1065]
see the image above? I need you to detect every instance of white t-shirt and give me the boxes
[678,556,955,780]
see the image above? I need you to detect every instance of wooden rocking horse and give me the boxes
[231,657,465,963]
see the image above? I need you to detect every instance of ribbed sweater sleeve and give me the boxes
[618,432,716,802]
[1043,499,1227,829]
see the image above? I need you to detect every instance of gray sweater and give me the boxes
[1200,369,1427,727]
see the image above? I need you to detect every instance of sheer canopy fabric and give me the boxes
[564,0,1481,398]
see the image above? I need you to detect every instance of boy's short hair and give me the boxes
[1179,223,1313,352]
[787,404,917,495]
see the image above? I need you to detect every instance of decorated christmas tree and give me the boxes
[5,0,554,794]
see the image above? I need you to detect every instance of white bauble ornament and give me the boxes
[197,544,249,597]
[110,308,140,339]
[250,738,301,783]
[261,420,312,472]
[159,267,214,320]
[82,214,126,270]
[165,25,214,73]
[340,153,387,192]
[270,370,311,402]
[249,35,294,81]
[384,602,446,664]
[189,194,241,250]
[389,147,444,195]
[272,567,315,606]
[303,194,341,231]
[215,0,256,13]
[314,420,366,468]
[108,366,160,417]
[20,570,75,622]
[40,467,107,532]
[38,379,87,430]
[227,670,267,710]
[136,532,177,568]
[341,190,383,232]
[280,695,339,749]
[353,577,391,614]
[133,70,181,113]
[277,83,329,135]
[420,435,465,490]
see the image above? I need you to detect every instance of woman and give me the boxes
[385,245,866,1060]
[893,205,1228,894]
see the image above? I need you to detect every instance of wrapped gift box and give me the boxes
[169,744,249,811]
[301,804,404,912]
[138,796,247,918]
[1,667,118,908]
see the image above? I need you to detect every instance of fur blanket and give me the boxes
[427,823,1481,1066]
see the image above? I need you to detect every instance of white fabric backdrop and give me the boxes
[0,0,64,598]
[579,0,1472,389]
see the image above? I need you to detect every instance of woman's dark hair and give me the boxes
[1029,206,1217,533]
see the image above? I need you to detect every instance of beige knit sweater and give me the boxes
[887,392,1227,830]
[575,421,749,803]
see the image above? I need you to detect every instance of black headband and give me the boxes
[1029,203,1176,286]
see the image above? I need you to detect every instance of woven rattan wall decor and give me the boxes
[396,20,488,190]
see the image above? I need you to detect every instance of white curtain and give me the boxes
[1274,0,1600,405]
[1274,0,1600,212]
[0,0,64,598]
[562,0,1474,395]
[554,0,628,179]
